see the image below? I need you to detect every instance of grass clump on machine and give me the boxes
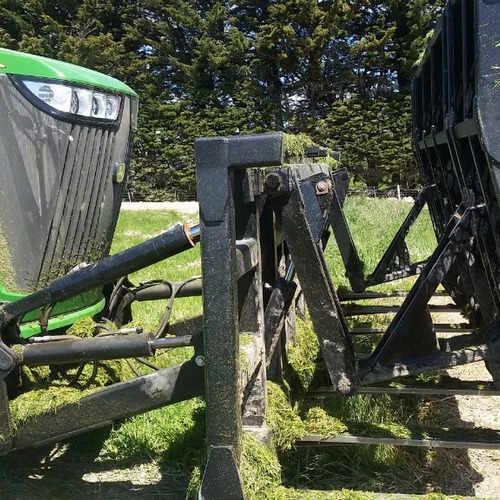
[1,1,500,498]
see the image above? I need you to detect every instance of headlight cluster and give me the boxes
[15,78,122,121]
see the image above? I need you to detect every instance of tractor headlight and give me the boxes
[11,76,124,124]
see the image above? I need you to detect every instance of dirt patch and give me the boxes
[430,294,500,498]
[447,362,500,499]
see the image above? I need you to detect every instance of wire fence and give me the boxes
[347,186,419,200]
[124,186,420,202]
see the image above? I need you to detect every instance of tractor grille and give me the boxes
[0,76,132,293]
[39,125,117,283]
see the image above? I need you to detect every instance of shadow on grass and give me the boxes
[0,406,206,500]
[283,351,484,496]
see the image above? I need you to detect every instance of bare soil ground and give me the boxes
[427,297,500,499]
[447,362,500,499]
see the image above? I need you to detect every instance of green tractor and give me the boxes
[0,48,138,338]
[0,48,199,455]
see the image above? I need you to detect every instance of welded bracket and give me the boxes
[280,166,358,394]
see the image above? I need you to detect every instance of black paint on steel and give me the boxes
[264,277,297,369]
[232,169,267,428]
[350,324,471,335]
[0,382,11,455]
[280,167,358,394]
[149,336,194,350]
[366,206,468,367]
[293,164,333,242]
[235,238,260,278]
[357,386,500,397]
[296,433,500,450]
[413,0,500,352]
[344,303,461,316]
[437,331,485,352]
[0,223,194,327]
[331,168,350,206]
[339,290,451,301]
[361,345,490,385]
[21,333,152,365]
[20,333,193,366]
[12,359,204,451]
[308,382,500,398]
[196,133,284,499]
[134,280,203,301]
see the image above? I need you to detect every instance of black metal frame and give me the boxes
[0,127,492,497]
[195,134,284,497]
[413,0,500,330]
[193,128,496,496]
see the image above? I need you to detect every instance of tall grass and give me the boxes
[325,197,436,292]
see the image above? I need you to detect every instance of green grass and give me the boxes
[325,196,436,293]
[0,200,478,499]
[111,210,202,326]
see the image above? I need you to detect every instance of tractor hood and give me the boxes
[0,48,137,96]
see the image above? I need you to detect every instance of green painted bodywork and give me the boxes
[0,283,105,338]
[0,48,137,96]
[20,299,106,338]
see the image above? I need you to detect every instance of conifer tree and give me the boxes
[0,0,444,197]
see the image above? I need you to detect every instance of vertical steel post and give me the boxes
[195,134,284,499]
[196,137,244,499]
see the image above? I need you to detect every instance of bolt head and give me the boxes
[316,181,327,192]
[265,173,281,189]
[195,355,205,367]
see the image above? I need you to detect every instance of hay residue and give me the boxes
[241,433,376,499]
[286,317,320,393]
[9,321,127,433]
[266,382,306,452]
[283,134,315,163]
[65,316,97,337]
[10,359,126,432]
[241,434,289,500]
[10,384,94,432]
[283,133,339,168]
[0,222,21,293]
[304,407,347,438]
